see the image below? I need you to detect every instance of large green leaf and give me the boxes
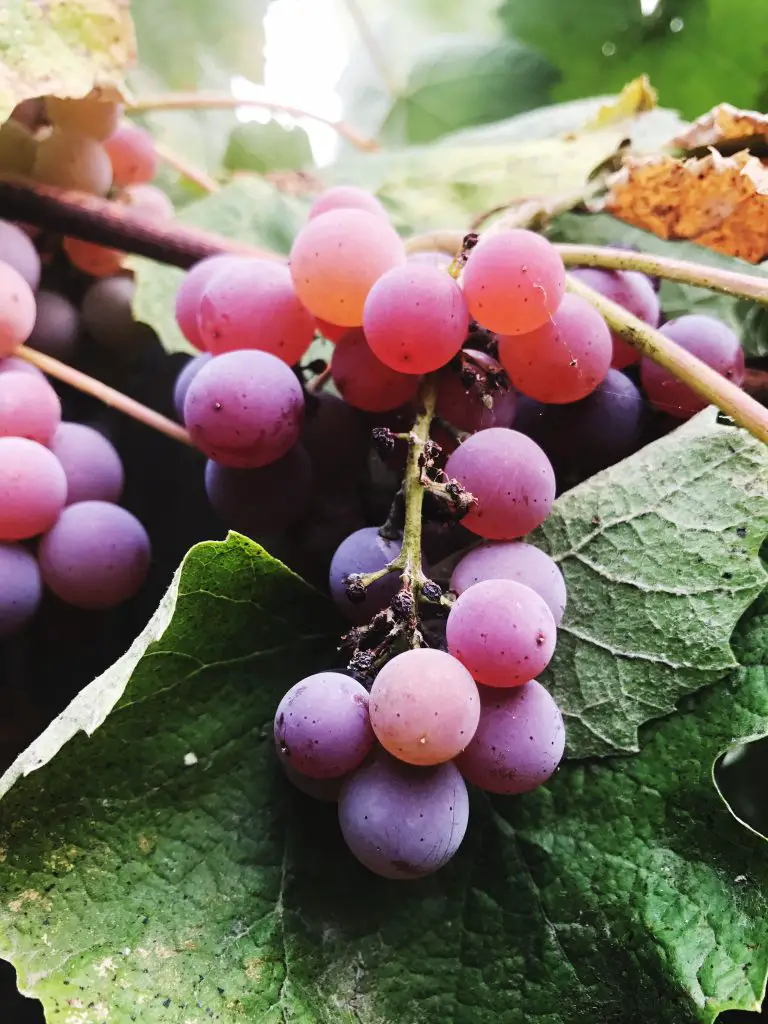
[0,0,135,121]
[2,415,768,1023]
[549,212,768,357]
[498,0,768,121]
[130,179,307,355]
[224,121,313,174]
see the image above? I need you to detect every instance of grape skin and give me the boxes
[498,293,612,404]
[0,542,43,637]
[48,422,125,505]
[362,264,469,374]
[407,250,453,271]
[0,262,37,357]
[38,501,150,609]
[0,221,42,290]
[444,428,555,540]
[104,123,157,186]
[204,445,313,538]
[173,354,212,421]
[569,268,659,369]
[447,578,557,687]
[81,276,139,351]
[175,255,245,351]
[455,680,565,794]
[329,526,407,625]
[308,185,388,221]
[461,229,566,336]
[436,363,517,432]
[331,329,419,413]
[26,290,80,362]
[339,752,469,879]
[290,209,406,326]
[0,437,67,541]
[0,371,61,445]
[33,130,113,195]
[451,541,567,626]
[369,648,480,766]
[120,183,175,221]
[199,259,315,363]
[274,672,374,779]
[0,356,44,379]
[184,350,305,468]
[641,314,746,419]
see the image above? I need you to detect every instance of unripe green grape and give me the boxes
[33,130,113,195]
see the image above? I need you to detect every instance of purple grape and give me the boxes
[48,422,124,505]
[455,680,565,794]
[0,220,41,290]
[568,268,659,369]
[339,752,469,879]
[282,762,344,802]
[173,353,212,421]
[184,350,305,468]
[0,542,42,636]
[435,363,517,432]
[38,501,150,609]
[301,392,370,490]
[204,444,313,538]
[556,368,644,472]
[274,671,374,779]
[329,526,405,625]
[446,579,557,687]
[451,541,566,625]
[81,276,141,351]
[26,290,80,361]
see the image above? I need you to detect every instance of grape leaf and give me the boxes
[498,0,768,122]
[2,417,768,1023]
[0,0,135,121]
[223,122,313,174]
[548,212,768,357]
[130,179,308,356]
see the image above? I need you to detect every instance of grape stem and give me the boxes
[126,94,380,153]
[567,274,768,444]
[15,346,194,447]
[153,142,220,194]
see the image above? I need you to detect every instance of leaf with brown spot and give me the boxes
[672,103,768,152]
[604,149,768,263]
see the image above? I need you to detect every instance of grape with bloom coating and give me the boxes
[290,209,406,326]
[33,131,113,195]
[498,293,612,404]
[0,437,67,540]
[38,501,150,609]
[308,185,388,221]
[451,541,566,625]
[184,350,304,468]
[455,680,565,794]
[331,329,419,412]
[48,423,124,505]
[0,372,61,444]
[569,268,659,369]
[369,648,480,765]
[0,262,37,357]
[436,362,517,432]
[445,428,555,540]
[447,579,557,687]
[641,314,745,419]
[0,543,42,637]
[0,221,41,289]
[175,255,244,351]
[274,672,374,779]
[199,259,315,363]
[339,752,469,879]
[173,354,212,421]
[363,264,469,374]
[45,94,121,141]
[461,229,566,335]
[104,123,157,186]
[329,526,407,625]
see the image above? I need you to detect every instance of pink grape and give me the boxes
[183,350,304,468]
[498,293,612,404]
[38,501,150,609]
[274,672,374,779]
[199,259,316,363]
[444,428,555,540]
[290,209,406,326]
[455,680,565,794]
[0,372,61,444]
[0,437,67,540]
[0,220,41,289]
[331,329,419,412]
[0,261,37,357]
[329,526,409,625]
[569,268,660,369]
[175,254,244,351]
[451,541,566,625]
[369,648,480,765]
[407,250,453,271]
[308,185,388,221]
[447,578,557,687]
[339,752,469,879]
[104,123,157,186]
[461,230,566,335]
[0,542,42,636]
[363,264,469,374]
[120,183,174,221]
[641,314,745,419]
[48,422,124,505]
[436,361,517,432]
[0,356,44,379]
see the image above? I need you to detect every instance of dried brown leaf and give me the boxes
[672,103,768,150]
